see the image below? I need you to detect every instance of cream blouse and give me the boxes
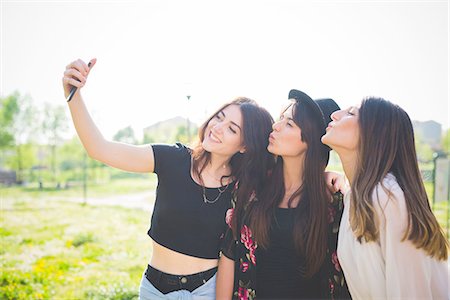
[337,173,449,300]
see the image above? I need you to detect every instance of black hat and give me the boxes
[314,98,340,126]
[288,89,340,127]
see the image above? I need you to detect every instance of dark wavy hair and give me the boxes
[191,97,275,216]
[249,99,331,277]
[350,97,448,260]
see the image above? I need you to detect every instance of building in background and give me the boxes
[413,120,442,150]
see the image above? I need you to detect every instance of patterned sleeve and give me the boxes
[327,191,352,299]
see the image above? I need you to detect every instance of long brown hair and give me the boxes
[250,99,331,277]
[350,97,449,260]
[191,97,275,208]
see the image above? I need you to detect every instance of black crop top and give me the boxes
[148,143,234,259]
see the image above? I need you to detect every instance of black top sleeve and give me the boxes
[152,143,188,176]
[220,226,237,260]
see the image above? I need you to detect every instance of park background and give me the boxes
[1,0,449,299]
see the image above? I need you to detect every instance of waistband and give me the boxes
[145,265,217,294]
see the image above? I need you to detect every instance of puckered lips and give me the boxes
[268,133,276,143]
[325,122,334,131]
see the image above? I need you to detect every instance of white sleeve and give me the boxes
[375,183,442,299]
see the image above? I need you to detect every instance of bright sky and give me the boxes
[1,0,448,140]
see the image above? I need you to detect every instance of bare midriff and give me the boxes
[149,240,219,275]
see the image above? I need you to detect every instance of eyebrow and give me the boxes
[280,112,294,122]
[220,110,242,131]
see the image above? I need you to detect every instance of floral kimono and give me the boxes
[220,192,351,300]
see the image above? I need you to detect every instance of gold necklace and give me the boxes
[202,183,230,204]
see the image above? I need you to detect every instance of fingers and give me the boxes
[328,179,338,193]
[333,181,340,193]
[62,58,96,97]
[64,68,86,84]
[333,177,344,193]
[334,175,350,194]
[62,76,84,89]
[88,58,97,71]
[66,58,90,75]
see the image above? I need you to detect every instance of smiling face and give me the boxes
[321,106,360,154]
[202,104,246,157]
[267,103,307,158]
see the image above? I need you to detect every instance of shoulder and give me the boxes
[373,173,407,222]
[151,143,191,173]
[152,142,190,151]
[373,173,404,206]
[152,142,191,157]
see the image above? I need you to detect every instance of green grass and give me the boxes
[1,197,152,299]
[1,176,157,200]
[0,176,448,299]
[425,181,450,238]
[433,201,449,239]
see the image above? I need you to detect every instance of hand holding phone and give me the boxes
[66,59,94,102]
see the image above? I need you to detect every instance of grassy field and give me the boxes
[1,177,156,300]
[1,177,449,299]
[1,196,151,299]
[1,175,157,200]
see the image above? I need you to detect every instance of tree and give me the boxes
[174,125,189,144]
[113,126,137,144]
[142,132,155,144]
[5,144,36,181]
[41,103,69,185]
[0,92,19,148]
[0,92,38,183]
[0,93,20,170]
[57,137,85,182]
[415,132,434,163]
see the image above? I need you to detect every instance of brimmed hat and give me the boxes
[288,89,340,127]
[314,98,341,126]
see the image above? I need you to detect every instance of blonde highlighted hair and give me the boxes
[350,97,448,260]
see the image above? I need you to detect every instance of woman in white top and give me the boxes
[321,96,449,299]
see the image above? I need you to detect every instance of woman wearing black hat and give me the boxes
[216,90,350,299]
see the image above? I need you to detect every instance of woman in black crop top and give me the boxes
[217,89,351,299]
[62,58,275,299]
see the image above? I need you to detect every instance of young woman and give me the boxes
[321,97,449,299]
[216,89,350,299]
[62,58,275,299]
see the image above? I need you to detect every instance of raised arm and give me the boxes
[62,58,154,173]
